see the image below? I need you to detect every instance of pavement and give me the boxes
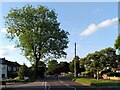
[1,75,120,90]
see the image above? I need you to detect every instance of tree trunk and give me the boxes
[34,60,39,79]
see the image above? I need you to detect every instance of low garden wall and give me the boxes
[102,74,120,80]
[109,76,120,80]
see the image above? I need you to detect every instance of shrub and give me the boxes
[81,71,90,75]
[8,71,18,79]
[101,69,111,75]
[17,64,28,80]
[107,72,120,77]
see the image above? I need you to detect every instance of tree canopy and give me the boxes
[114,34,120,55]
[80,47,117,80]
[47,60,58,75]
[5,5,69,79]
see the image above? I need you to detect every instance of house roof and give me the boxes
[6,60,21,67]
[0,58,21,67]
[0,58,7,64]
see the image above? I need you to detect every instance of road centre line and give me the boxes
[45,81,47,90]
[45,81,50,90]
[42,81,44,85]
[58,77,76,90]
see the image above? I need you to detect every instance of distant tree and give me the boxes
[18,64,28,80]
[99,47,117,68]
[79,58,86,74]
[114,20,120,67]
[84,47,117,80]
[47,60,58,75]
[114,34,120,55]
[59,61,70,73]
[5,5,69,79]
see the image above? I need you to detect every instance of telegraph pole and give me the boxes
[74,43,77,77]
[75,43,76,57]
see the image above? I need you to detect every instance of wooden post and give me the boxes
[74,43,77,77]
[75,43,76,57]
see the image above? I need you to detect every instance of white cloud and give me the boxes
[5,45,16,50]
[0,28,7,33]
[0,45,16,57]
[80,18,118,37]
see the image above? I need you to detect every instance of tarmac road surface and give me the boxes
[1,75,120,90]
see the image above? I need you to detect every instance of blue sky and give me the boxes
[0,2,118,66]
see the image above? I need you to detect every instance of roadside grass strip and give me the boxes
[75,78,120,87]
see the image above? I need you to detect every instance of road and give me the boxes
[1,75,120,90]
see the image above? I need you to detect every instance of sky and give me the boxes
[0,2,119,67]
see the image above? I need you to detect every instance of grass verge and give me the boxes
[75,78,120,86]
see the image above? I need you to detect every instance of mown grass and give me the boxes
[75,78,120,86]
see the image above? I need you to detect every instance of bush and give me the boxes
[81,71,90,75]
[8,71,18,79]
[17,64,28,80]
[101,69,111,75]
[107,72,120,77]
[14,77,20,81]
[6,79,15,83]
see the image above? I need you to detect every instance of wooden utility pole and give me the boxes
[74,43,77,77]
[75,43,76,57]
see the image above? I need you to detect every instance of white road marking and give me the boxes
[45,81,47,90]
[42,81,44,85]
[58,77,76,90]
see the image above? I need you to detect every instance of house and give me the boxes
[6,60,21,78]
[0,58,7,81]
[0,58,21,80]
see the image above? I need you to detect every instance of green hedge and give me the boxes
[107,72,120,77]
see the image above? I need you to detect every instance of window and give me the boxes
[2,65,6,69]
[8,67,11,71]
[13,67,16,71]
[2,74,5,78]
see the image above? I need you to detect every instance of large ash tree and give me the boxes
[5,5,69,79]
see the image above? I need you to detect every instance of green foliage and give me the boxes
[47,60,58,75]
[5,5,69,79]
[101,69,111,75]
[8,71,18,79]
[17,64,28,80]
[81,71,90,75]
[47,60,70,75]
[107,72,120,77]
[81,47,117,79]
[84,47,117,71]
[114,34,120,52]
[59,62,70,73]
